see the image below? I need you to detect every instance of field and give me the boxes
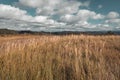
[0,35,120,80]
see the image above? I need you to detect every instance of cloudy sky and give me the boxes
[0,0,120,31]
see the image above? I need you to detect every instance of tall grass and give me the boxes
[0,35,120,80]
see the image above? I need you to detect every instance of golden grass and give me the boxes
[0,35,120,80]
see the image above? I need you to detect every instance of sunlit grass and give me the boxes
[0,35,120,80]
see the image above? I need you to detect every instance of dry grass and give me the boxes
[0,35,120,80]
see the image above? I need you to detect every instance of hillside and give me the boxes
[0,29,120,35]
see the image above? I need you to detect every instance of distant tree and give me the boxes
[0,29,18,35]
[106,31,114,35]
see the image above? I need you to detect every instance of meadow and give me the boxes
[0,35,119,80]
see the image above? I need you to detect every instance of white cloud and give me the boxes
[93,14,105,19]
[19,0,91,16]
[36,7,54,16]
[34,16,49,23]
[19,0,90,8]
[18,0,106,31]
[0,4,62,25]
[0,4,33,21]
[60,9,104,24]
[54,1,80,15]
[107,11,119,19]
[19,0,43,8]
[35,2,80,16]
[75,21,94,28]
[0,4,67,31]
[60,14,78,24]
[77,9,104,20]
[105,18,120,23]
[105,11,120,27]
[0,0,119,31]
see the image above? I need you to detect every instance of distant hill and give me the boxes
[0,29,18,35]
[0,29,120,35]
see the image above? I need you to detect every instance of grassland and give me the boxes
[0,35,120,80]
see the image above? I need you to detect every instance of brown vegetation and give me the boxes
[0,35,120,80]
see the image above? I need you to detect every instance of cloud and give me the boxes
[105,18,120,23]
[105,11,120,26]
[0,4,33,21]
[0,0,120,31]
[19,0,90,8]
[19,0,91,16]
[36,1,80,16]
[19,0,78,17]
[19,0,43,8]
[0,4,64,25]
[74,21,96,29]
[0,17,66,31]
[34,16,49,23]
[77,10,104,20]
[0,4,67,31]
[60,9,104,24]
[0,3,108,31]
[60,14,78,24]
[18,0,104,28]
[34,16,66,27]
[107,11,119,19]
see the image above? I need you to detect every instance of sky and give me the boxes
[0,0,120,31]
